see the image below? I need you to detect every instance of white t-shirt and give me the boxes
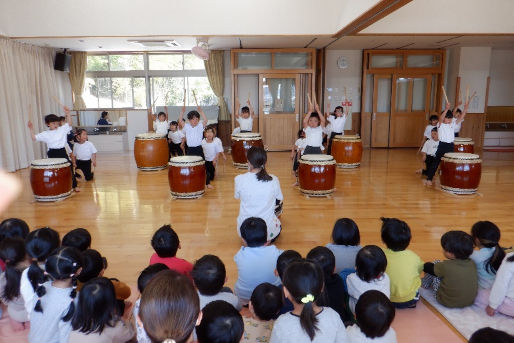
[324,123,332,136]
[183,122,204,147]
[347,273,391,313]
[237,116,253,131]
[452,117,463,133]
[489,252,514,309]
[346,325,397,343]
[73,141,97,161]
[437,122,455,143]
[328,115,347,134]
[421,139,439,157]
[234,172,283,241]
[35,123,71,150]
[294,138,307,155]
[303,126,323,148]
[201,137,224,162]
[153,120,169,136]
[168,130,185,144]
[423,125,437,139]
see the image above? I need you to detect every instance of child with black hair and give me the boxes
[326,218,362,274]
[138,270,201,343]
[168,121,185,157]
[477,252,514,317]
[417,127,439,175]
[178,97,209,157]
[423,231,478,308]
[197,300,244,343]
[242,283,283,343]
[149,224,193,278]
[69,277,135,342]
[381,217,424,309]
[152,111,170,136]
[325,103,348,155]
[235,98,256,133]
[346,290,397,343]
[307,246,353,324]
[470,221,505,290]
[0,217,30,271]
[72,129,97,181]
[275,250,302,315]
[234,217,282,304]
[133,263,169,343]
[20,227,60,319]
[347,245,390,313]
[302,97,326,155]
[192,254,241,310]
[469,327,514,343]
[202,126,226,189]
[62,228,91,252]
[28,106,79,191]
[0,238,30,330]
[270,260,348,343]
[28,246,83,343]
[423,114,439,141]
[452,99,464,137]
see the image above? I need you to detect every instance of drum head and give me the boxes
[169,155,204,166]
[454,137,472,142]
[136,133,166,139]
[334,134,361,141]
[301,154,335,165]
[443,152,480,160]
[232,132,262,140]
[31,158,69,167]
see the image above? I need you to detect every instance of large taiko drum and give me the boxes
[331,135,363,168]
[454,137,474,153]
[30,158,72,202]
[439,152,481,195]
[168,156,206,199]
[231,132,264,169]
[134,133,169,171]
[298,154,336,196]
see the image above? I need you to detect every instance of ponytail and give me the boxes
[486,244,506,274]
[299,298,318,341]
[471,221,505,274]
[34,283,47,313]
[28,260,47,291]
[246,146,272,182]
[62,274,78,322]
[3,263,22,301]
[0,237,26,301]
[256,167,272,182]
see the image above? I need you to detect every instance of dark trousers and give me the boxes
[205,161,215,185]
[169,142,183,157]
[304,145,322,155]
[327,132,342,155]
[47,148,77,188]
[454,132,460,137]
[422,155,435,175]
[186,145,205,159]
[76,160,94,181]
[425,142,454,181]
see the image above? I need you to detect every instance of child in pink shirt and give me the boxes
[149,225,193,278]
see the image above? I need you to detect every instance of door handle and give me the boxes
[373,113,376,120]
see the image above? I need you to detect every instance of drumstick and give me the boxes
[51,95,65,108]
[441,86,449,104]
[248,91,251,102]
[466,87,469,103]
[151,96,159,113]
[192,90,199,107]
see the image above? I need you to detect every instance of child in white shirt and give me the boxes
[201,126,226,189]
[302,97,325,155]
[72,129,97,181]
[152,111,169,136]
[347,245,390,313]
[168,121,185,157]
[326,104,348,155]
[421,115,439,148]
[291,130,306,185]
[235,98,256,132]
[179,103,209,158]
[484,252,514,317]
[417,127,439,176]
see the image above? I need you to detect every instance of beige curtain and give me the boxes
[69,51,87,110]
[204,50,230,121]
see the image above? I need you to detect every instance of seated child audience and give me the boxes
[62,228,91,252]
[149,225,193,278]
[275,250,302,315]
[307,246,353,324]
[234,217,282,304]
[381,217,424,308]
[20,227,60,318]
[138,270,200,343]
[470,221,505,290]
[0,238,30,330]
[270,260,348,343]
[28,247,83,343]
[197,300,244,343]
[347,245,390,313]
[477,252,514,317]
[423,231,478,308]
[133,263,169,343]
[0,217,30,271]
[469,327,514,343]
[326,218,362,274]
[346,290,397,343]
[69,277,135,342]
[192,254,241,310]
[242,283,283,343]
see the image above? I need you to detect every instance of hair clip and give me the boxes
[162,339,176,343]
[301,293,315,304]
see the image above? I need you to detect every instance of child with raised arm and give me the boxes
[28,106,79,192]
[326,103,348,155]
[453,99,464,137]
[302,97,326,155]
[202,126,226,189]
[72,129,97,182]
[235,98,256,133]
[151,111,169,136]
[178,96,208,158]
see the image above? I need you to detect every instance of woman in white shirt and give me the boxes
[234,147,283,242]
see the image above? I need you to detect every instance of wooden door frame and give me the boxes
[371,74,392,148]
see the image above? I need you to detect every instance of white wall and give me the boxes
[445,47,461,109]
[488,49,514,106]
[458,47,491,113]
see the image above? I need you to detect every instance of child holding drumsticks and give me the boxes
[235,97,256,133]
[179,93,208,158]
[302,96,326,155]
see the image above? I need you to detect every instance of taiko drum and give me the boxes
[30,158,72,202]
[168,156,206,199]
[134,133,169,171]
[331,135,363,168]
[454,137,475,153]
[231,132,264,169]
[298,154,336,196]
[439,152,481,195]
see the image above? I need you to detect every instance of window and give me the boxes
[84,53,216,109]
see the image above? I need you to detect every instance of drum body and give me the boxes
[168,156,206,199]
[231,133,264,169]
[331,135,363,168]
[454,137,474,153]
[30,158,72,201]
[298,154,336,196]
[440,153,481,194]
[134,133,169,171]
